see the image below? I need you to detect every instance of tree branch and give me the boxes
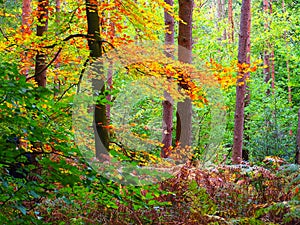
[44,34,88,49]
[26,48,62,82]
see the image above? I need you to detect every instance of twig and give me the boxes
[0,27,9,41]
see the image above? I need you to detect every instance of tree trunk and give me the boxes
[106,21,115,124]
[263,0,270,89]
[216,0,226,39]
[232,0,251,164]
[86,0,110,160]
[20,0,32,77]
[242,2,251,161]
[176,0,193,148]
[296,108,300,164]
[21,0,31,34]
[34,0,48,87]
[161,0,174,158]
[269,0,275,91]
[263,0,275,94]
[54,0,61,95]
[228,0,234,43]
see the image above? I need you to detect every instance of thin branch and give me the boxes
[44,34,88,49]
[55,83,76,103]
[76,58,90,94]
[0,95,7,104]
[0,186,24,208]
[0,27,9,41]
[26,48,62,82]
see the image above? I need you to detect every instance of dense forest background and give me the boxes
[0,0,299,224]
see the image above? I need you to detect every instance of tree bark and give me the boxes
[269,0,275,91]
[34,0,48,87]
[228,0,234,43]
[282,0,292,104]
[263,0,275,94]
[216,0,226,39]
[86,0,110,160]
[176,0,193,148]
[54,0,61,94]
[161,0,174,158]
[232,0,251,164]
[263,0,270,87]
[20,0,32,77]
[21,0,31,34]
[106,21,115,124]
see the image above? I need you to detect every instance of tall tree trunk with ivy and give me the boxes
[86,0,110,160]
[161,0,174,158]
[232,0,251,164]
[34,0,48,87]
[175,0,193,148]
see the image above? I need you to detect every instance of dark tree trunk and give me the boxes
[34,0,48,87]
[161,0,174,158]
[176,0,193,148]
[232,0,251,164]
[86,0,110,160]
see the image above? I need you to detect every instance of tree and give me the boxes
[34,0,48,87]
[176,0,194,148]
[228,0,234,42]
[20,0,31,77]
[21,0,31,35]
[232,0,251,164]
[161,0,174,158]
[263,0,275,94]
[86,0,110,160]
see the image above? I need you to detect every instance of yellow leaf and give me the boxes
[6,102,13,108]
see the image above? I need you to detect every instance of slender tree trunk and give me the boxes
[270,49,275,90]
[106,21,114,123]
[296,108,300,164]
[161,0,174,158]
[242,3,252,161]
[164,0,174,53]
[86,0,110,160]
[54,0,61,95]
[228,0,234,43]
[176,0,193,148]
[287,60,291,104]
[263,0,270,90]
[216,0,226,39]
[232,0,251,164]
[34,0,49,87]
[269,0,275,91]
[21,0,31,35]
[20,0,32,77]
[263,0,275,93]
